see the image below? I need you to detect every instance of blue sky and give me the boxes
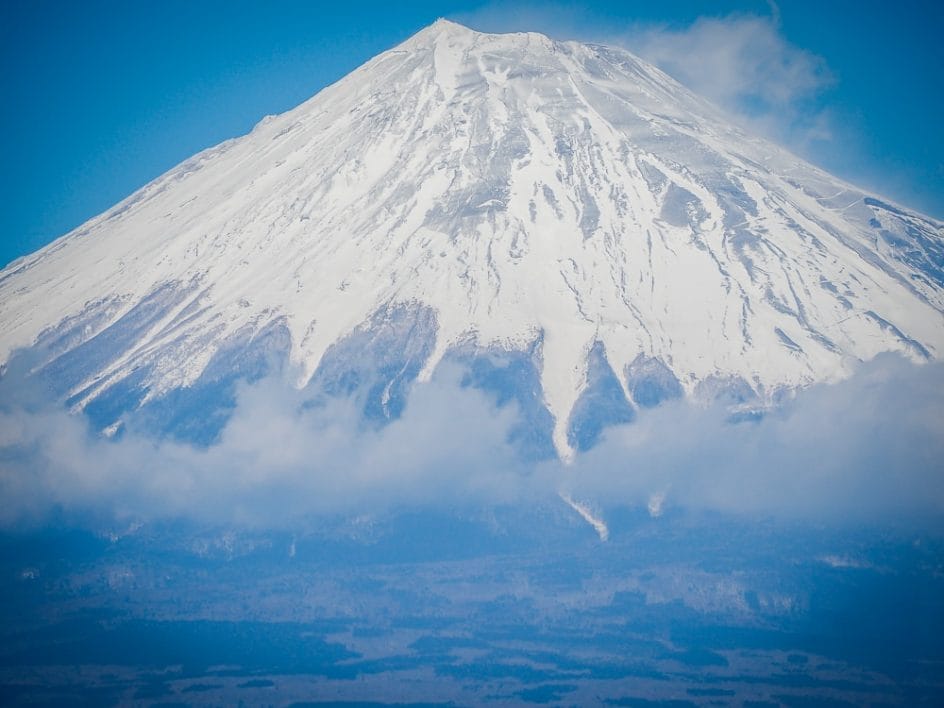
[1,0,942,267]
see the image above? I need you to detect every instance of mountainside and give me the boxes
[1,19,943,458]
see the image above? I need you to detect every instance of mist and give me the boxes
[562,354,944,524]
[1,353,942,532]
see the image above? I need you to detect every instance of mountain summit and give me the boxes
[1,20,942,457]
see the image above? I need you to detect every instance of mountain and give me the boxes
[1,19,942,459]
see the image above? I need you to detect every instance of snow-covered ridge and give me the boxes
[1,19,943,458]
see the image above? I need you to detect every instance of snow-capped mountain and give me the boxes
[1,19,942,458]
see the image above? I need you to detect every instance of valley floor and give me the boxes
[1,510,943,706]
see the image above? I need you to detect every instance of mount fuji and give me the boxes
[2,19,942,459]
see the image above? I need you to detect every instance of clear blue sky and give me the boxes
[2,0,942,267]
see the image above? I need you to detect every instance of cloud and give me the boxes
[1,353,942,532]
[0,364,537,529]
[558,354,944,525]
[456,2,835,162]
[620,14,835,149]
[452,3,944,220]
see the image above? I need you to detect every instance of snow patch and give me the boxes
[560,492,609,541]
[0,20,941,460]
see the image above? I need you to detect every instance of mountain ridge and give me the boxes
[1,20,942,458]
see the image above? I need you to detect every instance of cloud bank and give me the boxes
[0,364,531,528]
[1,355,942,531]
[560,354,944,524]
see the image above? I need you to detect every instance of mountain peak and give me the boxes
[406,17,561,55]
[428,17,471,32]
[409,18,477,43]
[1,24,942,459]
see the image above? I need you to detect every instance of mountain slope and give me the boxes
[1,19,942,457]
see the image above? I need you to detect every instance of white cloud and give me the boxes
[453,4,942,217]
[560,354,944,524]
[620,14,834,149]
[1,354,942,531]
[455,3,835,161]
[0,364,536,528]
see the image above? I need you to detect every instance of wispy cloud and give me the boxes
[620,14,835,150]
[456,3,835,167]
